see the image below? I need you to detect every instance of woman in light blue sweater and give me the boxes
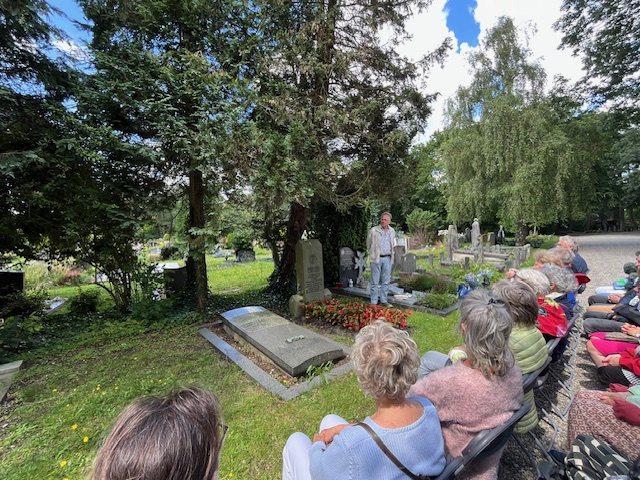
[282,320,446,480]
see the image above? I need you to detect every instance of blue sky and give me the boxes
[445,0,480,50]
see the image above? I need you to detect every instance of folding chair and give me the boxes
[435,404,531,480]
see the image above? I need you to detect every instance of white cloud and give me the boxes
[53,38,92,62]
[396,0,585,141]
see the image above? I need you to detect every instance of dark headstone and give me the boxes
[296,239,325,302]
[221,306,346,377]
[0,271,25,296]
[339,247,357,287]
[236,249,256,262]
[489,233,496,245]
[163,265,187,295]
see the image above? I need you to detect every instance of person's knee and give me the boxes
[319,414,348,431]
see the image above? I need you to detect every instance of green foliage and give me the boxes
[555,0,640,123]
[418,293,458,310]
[227,230,255,253]
[406,208,442,246]
[0,292,47,361]
[66,289,101,315]
[306,361,334,385]
[441,17,575,235]
[398,274,457,295]
[308,203,370,286]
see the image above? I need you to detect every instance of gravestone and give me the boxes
[393,245,405,270]
[296,239,325,302]
[489,233,496,245]
[428,254,434,268]
[221,306,346,376]
[0,271,25,296]
[464,227,471,243]
[163,264,187,295]
[447,224,459,250]
[236,249,256,262]
[339,247,357,287]
[471,218,481,248]
[401,253,417,274]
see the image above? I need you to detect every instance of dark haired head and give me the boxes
[90,387,224,480]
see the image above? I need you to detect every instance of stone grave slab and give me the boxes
[392,245,405,270]
[221,306,346,377]
[339,247,357,287]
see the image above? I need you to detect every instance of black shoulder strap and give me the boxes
[356,422,431,480]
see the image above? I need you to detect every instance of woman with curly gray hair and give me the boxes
[409,289,523,480]
[282,320,446,480]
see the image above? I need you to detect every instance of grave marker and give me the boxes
[221,306,346,376]
[296,239,325,302]
[401,253,417,274]
[339,247,357,287]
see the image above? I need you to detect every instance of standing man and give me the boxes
[367,212,396,307]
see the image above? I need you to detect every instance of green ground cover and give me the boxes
[0,252,459,480]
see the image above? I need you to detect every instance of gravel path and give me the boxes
[500,232,640,479]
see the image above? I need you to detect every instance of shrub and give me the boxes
[66,289,101,315]
[304,299,411,331]
[399,274,456,294]
[418,293,458,310]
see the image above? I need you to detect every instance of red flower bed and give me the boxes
[304,299,411,332]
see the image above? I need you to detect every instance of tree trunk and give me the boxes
[515,220,527,246]
[187,168,208,312]
[269,201,309,297]
[629,207,638,230]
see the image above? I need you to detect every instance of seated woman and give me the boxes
[540,263,578,317]
[597,345,640,387]
[409,289,523,480]
[282,320,446,480]
[90,387,226,480]
[567,385,640,460]
[587,323,640,365]
[513,268,568,362]
[492,280,549,434]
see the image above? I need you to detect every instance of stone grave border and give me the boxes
[199,323,353,401]
[329,288,460,317]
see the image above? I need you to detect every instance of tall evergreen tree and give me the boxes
[79,0,260,310]
[251,0,450,295]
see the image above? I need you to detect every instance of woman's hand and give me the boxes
[608,293,623,303]
[621,323,640,336]
[602,354,621,367]
[599,391,631,406]
[312,424,351,445]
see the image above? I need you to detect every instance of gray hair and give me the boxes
[492,280,538,327]
[515,268,551,296]
[534,249,563,267]
[458,289,514,378]
[558,235,579,252]
[352,319,419,400]
[540,263,577,294]
[549,246,575,267]
[381,212,392,220]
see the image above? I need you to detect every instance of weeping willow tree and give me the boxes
[440,17,575,243]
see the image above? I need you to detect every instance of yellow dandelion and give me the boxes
[52,388,57,393]
[66,404,70,407]
[60,460,67,468]
[134,357,138,361]
[115,386,119,390]
[71,424,78,430]
[102,392,106,396]
[228,473,233,477]
[73,388,77,392]
[96,386,100,391]
[83,436,89,443]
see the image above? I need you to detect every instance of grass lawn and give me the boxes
[0,252,460,480]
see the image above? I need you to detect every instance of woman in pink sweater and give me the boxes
[409,289,523,480]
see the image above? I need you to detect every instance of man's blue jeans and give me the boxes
[370,256,392,304]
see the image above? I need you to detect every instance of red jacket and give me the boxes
[620,346,640,376]
[536,298,568,338]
